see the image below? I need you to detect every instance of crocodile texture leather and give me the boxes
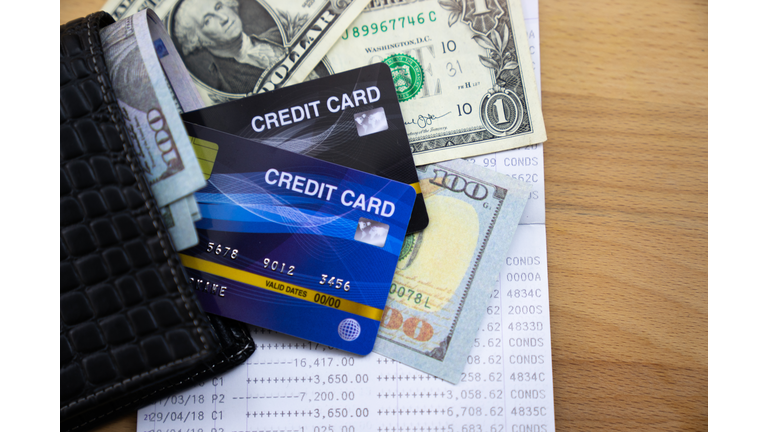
[61,11,255,431]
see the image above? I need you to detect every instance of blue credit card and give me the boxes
[181,122,416,355]
[182,63,428,235]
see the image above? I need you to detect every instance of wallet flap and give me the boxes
[61,12,253,431]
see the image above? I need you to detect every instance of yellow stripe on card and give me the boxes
[410,182,421,194]
[180,254,383,321]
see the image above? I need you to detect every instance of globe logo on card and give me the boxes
[355,218,389,248]
[338,319,362,341]
[354,107,388,137]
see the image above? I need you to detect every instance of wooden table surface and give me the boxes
[60,0,708,430]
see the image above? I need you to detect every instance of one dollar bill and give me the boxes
[323,0,546,165]
[373,158,530,383]
[101,9,207,250]
[102,0,370,106]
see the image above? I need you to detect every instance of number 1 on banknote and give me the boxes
[323,0,546,165]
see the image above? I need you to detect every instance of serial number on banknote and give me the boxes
[207,242,238,259]
[263,258,296,276]
[340,11,437,39]
[389,283,431,308]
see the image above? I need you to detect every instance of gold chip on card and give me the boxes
[189,136,218,180]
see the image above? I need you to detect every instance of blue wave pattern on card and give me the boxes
[181,122,416,355]
[181,63,429,234]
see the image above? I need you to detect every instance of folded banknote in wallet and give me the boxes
[61,11,254,432]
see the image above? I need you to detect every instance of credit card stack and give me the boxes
[180,65,426,354]
[182,63,429,234]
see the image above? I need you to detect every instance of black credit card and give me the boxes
[182,63,428,234]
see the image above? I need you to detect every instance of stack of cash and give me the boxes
[101,9,208,250]
[100,0,546,383]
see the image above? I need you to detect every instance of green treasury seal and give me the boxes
[383,53,423,102]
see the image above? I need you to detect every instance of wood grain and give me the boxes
[539,0,707,430]
[60,0,708,430]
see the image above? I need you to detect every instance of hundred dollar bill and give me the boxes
[373,158,530,383]
[101,9,207,249]
[322,0,546,165]
[186,194,202,221]
[161,197,200,250]
[102,0,370,106]
[102,0,141,19]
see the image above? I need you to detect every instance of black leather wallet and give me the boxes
[61,11,255,431]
